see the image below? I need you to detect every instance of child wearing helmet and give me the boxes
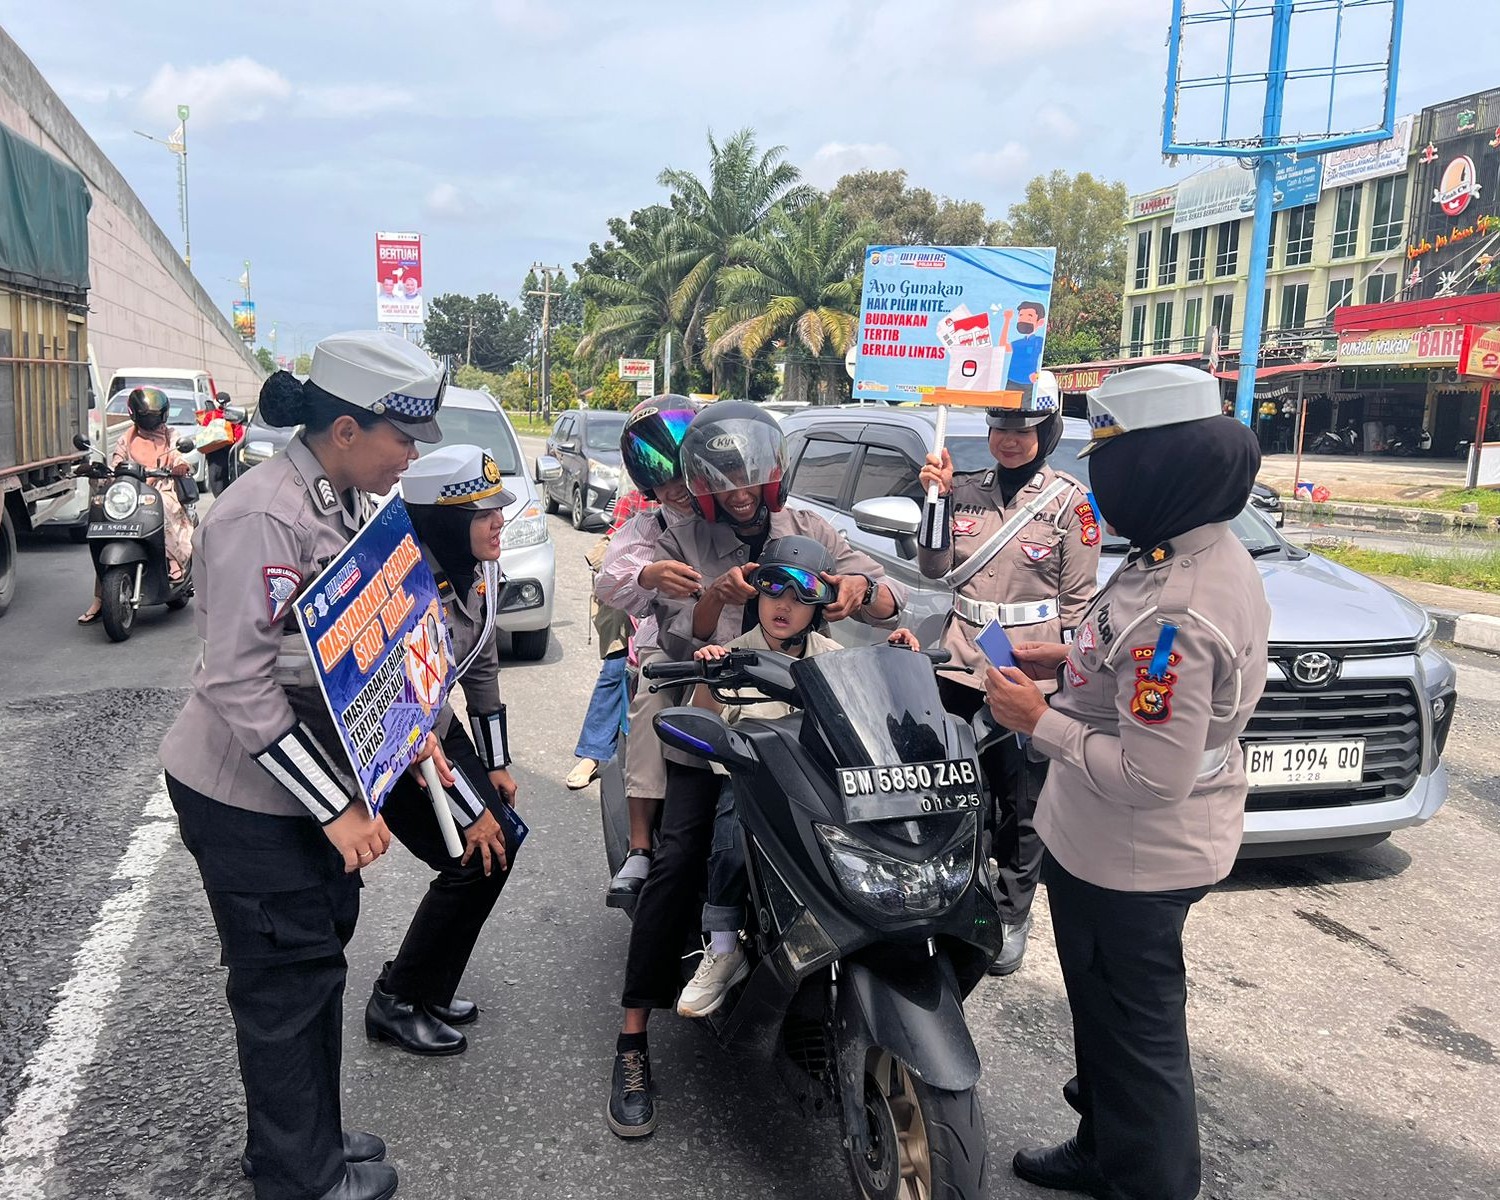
[675,536,920,1018]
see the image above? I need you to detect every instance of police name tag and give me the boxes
[837,759,983,823]
[1244,739,1365,789]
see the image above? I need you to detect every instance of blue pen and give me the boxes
[1085,491,1102,526]
[1148,622,1178,679]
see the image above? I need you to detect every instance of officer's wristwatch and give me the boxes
[860,575,879,608]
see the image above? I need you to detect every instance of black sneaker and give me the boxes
[606,1047,656,1138]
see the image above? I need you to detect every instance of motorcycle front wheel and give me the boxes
[100,564,136,642]
[843,1050,987,1200]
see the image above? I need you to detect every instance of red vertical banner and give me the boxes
[375,232,423,324]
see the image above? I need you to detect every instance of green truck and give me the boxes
[0,122,92,617]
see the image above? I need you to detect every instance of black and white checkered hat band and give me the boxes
[437,476,507,504]
[380,389,441,419]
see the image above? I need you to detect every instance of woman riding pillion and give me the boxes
[361,443,525,1058]
[607,401,906,1140]
[917,370,1099,975]
[160,332,451,1200]
[593,396,703,907]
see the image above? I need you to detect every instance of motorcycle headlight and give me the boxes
[500,502,549,549]
[1417,615,1438,654]
[815,817,975,919]
[103,481,139,520]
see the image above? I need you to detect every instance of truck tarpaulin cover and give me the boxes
[0,123,91,294]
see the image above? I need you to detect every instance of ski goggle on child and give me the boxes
[752,564,834,605]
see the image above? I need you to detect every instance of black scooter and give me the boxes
[1308,423,1361,455]
[73,432,199,642]
[610,643,1003,1199]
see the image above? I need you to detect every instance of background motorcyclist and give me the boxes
[77,386,193,625]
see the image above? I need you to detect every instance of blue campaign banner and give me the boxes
[853,245,1057,405]
[295,497,454,815]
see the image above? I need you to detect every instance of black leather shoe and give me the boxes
[606,849,653,911]
[606,1047,656,1138]
[366,981,466,1056]
[425,996,478,1026]
[987,913,1033,977]
[317,1160,399,1200]
[1012,1138,1109,1197]
[242,1130,386,1178]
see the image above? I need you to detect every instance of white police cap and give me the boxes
[310,330,446,443]
[1079,363,1223,457]
[402,444,515,510]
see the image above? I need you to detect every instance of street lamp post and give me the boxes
[133,103,192,268]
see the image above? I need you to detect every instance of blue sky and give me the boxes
[2,1,1494,354]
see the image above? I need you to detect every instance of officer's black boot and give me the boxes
[1011,1137,1110,1197]
[365,975,466,1056]
[426,995,478,1026]
[316,1160,399,1200]
[243,1130,386,1178]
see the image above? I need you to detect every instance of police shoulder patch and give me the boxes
[264,565,302,622]
[1130,669,1175,723]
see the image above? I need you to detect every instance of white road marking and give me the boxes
[0,786,176,1199]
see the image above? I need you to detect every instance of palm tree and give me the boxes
[707,199,876,405]
[659,128,814,390]
[575,211,694,389]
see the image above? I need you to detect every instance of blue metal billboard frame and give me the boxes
[1162,0,1404,424]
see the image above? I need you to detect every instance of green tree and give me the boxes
[706,199,875,406]
[293,353,312,374]
[254,346,276,374]
[659,128,814,388]
[421,293,530,372]
[830,169,1007,246]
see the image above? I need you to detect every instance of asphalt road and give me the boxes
[0,486,1497,1199]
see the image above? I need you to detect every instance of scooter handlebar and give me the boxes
[642,660,706,682]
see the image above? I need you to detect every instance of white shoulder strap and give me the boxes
[943,476,1074,590]
[454,561,499,680]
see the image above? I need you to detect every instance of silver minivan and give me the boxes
[780,405,1458,858]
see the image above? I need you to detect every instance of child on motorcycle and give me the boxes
[677,535,920,1017]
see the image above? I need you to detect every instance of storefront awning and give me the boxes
[1214,362,1337,383]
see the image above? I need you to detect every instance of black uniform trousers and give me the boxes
[167,774,358,1200]
[1043,851,1211,1200]
[381,723,518,1007]
[621,760,720,1010]
[938,676,1046,924]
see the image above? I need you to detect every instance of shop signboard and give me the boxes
[1053,365,1114,393]
[1172,157,1323,233]
[1336,325,1464,366]
[617,358,654,381]
[1128,186,1177,222]
[1320,114,1415,190]
[1406,90,1500,301]
[232,300,255,342]
[1460,324,1500,379]
[376,232,424,324]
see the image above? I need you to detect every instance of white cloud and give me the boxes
[138,56,293,126]
[1037,106,1081,142]
[805,141,902,187]
[966,143,1032,182]
[298,85,417,119]
[492,0,571,40]
[423,176,522,223]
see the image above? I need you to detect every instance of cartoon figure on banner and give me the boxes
[404,600,451,716]
[1007,300,1048,396]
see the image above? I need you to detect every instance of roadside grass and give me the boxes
[503,410,553,436]
[1317,488,1500,516]
[1315,542,1500,592]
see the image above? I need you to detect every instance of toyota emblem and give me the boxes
[1292,651,1336,686]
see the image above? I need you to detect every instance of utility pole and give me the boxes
[529,263,562,421]
[466,309,475,366]
[134,102,192,268]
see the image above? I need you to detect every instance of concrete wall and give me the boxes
[0,29,264,404]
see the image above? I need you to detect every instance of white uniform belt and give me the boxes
[1198,744,1231,778]
[954,594,1059,627]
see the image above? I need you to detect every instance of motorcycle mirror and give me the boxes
[176,436,197,454]
[216,391,231,404]
[73,433,91,452]
[222,404,247,424]
[651,707,757,770]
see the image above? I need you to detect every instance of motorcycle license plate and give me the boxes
[1244,739,1364,789]
[837,759,983,823]
[87,522,143,536]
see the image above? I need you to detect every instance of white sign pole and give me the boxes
[420,759,464,858]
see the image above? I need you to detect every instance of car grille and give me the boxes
[1242,677,1422,811]
[604,496,617,518]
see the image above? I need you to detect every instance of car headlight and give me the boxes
[1417,615,1438,653]
[103,481,139,520]
[501,503,549,549]
[588,460,620,489]
[240,439,275,465]
[815,818,975,919]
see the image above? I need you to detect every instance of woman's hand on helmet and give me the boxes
[819,571,870,621]
[919,449,953,497]
[707,564,759,606]
[640,558,703,599]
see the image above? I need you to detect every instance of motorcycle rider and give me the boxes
[917,371,1099,974]
[78,386,194,625]
[593,396,703,907]
[606,401,906,1139]
[362,444,524,1058]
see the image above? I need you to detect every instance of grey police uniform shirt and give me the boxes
[160,435,368,821]
[1031,521,1272,892]
[917,465,1099,691]
[650,507,908,661]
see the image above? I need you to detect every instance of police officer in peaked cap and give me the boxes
[160,330,449,1200]
[362,445,527,1057]
[984,363,1272,1200]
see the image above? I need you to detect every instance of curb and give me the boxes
[1425,607,1500,654]
[1281,498,1498,531]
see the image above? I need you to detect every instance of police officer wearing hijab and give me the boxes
[160,330,447,1200]
[363,445,523,1057]
[917,371,1100,975]
[984,364,1272,1200]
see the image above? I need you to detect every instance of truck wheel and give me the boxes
[0,506,17,618]
[843,1052,987,1200]
[100,564,136,642]
[511,627,549,661]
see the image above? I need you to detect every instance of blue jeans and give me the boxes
[574,651,630,761]
[702,778,747,933]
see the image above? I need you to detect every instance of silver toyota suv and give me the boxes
[780,405,1457,858]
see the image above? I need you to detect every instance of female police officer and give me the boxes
[160,331,447,1200]
[363,444,522,1057]
[984,364,1271,1200]
[916,371,1099,975]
